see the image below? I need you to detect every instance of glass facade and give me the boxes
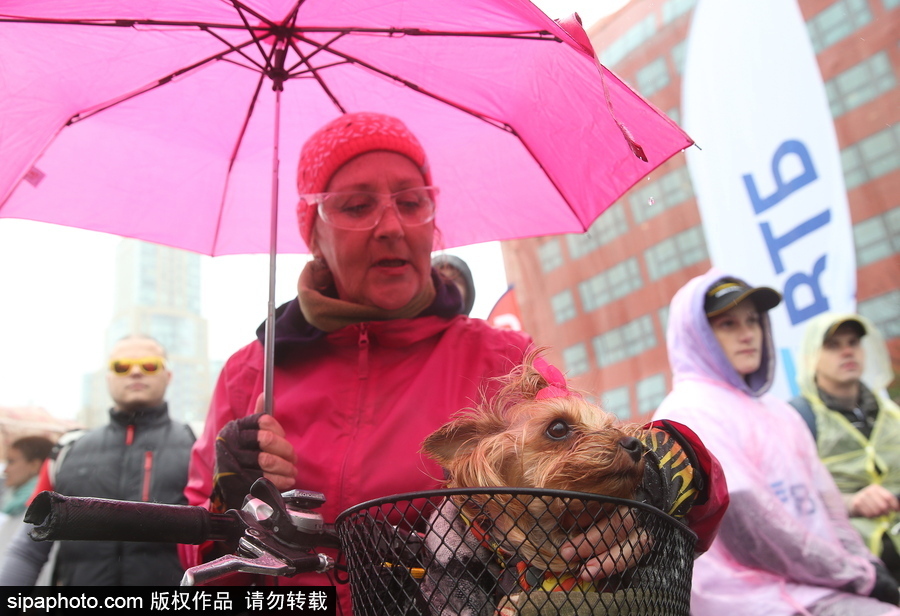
[842,124,900,190]
[579,258,643,312]
[825,52,896,118]
[637,374,668,414]
[644,226,709,281]
[853,207,900,267]
[562,343,591,377]
[858,291,900,339]
[600,15,657,67]
[538,239,564,273]
[806,0,872,53]
[636,57,671,97]
[629,166,694,224]
[551,289,577,324]
[566,203,629,259]
[600,385,631,420]
[593,315,657,368]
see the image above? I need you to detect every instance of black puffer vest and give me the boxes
[52,403,194,586]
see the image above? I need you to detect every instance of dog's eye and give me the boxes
[545,420,571,440]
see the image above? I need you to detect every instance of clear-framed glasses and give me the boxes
[303,186,439,231]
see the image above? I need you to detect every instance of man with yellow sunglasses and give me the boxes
[0,335,195,586]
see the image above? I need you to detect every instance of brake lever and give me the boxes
[182,479,341,586]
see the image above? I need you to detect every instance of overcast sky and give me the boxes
[0,1,628,421]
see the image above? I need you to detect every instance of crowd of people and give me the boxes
[1,112,897,616]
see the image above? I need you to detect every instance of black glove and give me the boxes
[869,559,900,605]
[209,414,264,513]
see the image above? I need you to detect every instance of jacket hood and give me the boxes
[667,268,776,397]
[796,312,893,399]
[256,268,464,360]
[432,253,476,316]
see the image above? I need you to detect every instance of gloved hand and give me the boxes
[869,559,900,605]
[209,406,298,514]
[210,414,264,513]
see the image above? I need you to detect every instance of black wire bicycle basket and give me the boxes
[336,488,696,616]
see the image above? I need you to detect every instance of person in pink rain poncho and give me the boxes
[653,268,900,616]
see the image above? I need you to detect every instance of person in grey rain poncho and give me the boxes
[653,268,900,616]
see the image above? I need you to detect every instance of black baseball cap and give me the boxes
[824,317,867,341]
[705,279,782,317]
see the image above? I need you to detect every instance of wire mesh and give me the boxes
[336,488,695,616]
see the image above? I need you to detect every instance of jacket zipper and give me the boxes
[125,424,135,446]
[358,323,369,380]
[142,451,153,502]
[338,324,370,504]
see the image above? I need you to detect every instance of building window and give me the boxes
[186,257,202,314]
[636,57,670,97]
[566,202,629,259]
[663,0,697,24]
[637,374,668,414]
[670,40,688,75]
[538,239,564,273]
[579,258,643,312]
[629,166,694,224]
[600,15,657,67]
[593,315,657,368]
[667,107,681,126]
[854,207,900,266]
[658,305,671,337]
[825,52,896,118]
[644,226,709,281]
[149,315,198,356]
[858,291,900,339]
[841,124,900,190]
[806,0,872,53]
[562,343,591,377]
[551,289,578,324]
[601,386,632,420]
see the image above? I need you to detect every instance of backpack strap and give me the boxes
[48,428,88,487]
[789,396,818,441]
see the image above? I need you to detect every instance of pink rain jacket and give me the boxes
[183,303,531,607]
[653,268,882,616]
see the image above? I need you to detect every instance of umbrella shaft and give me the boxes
[263,89,282,416]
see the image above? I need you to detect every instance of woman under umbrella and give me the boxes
[181,113,534,610]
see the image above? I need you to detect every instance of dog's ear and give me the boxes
[422,419,480,466]
[422,414,506,466]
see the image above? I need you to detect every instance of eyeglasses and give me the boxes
[303,186,438,231]
[109,356,167,375]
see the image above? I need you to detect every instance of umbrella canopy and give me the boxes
[0,0,691,256]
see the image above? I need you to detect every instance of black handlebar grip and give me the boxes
[25,491,242,545]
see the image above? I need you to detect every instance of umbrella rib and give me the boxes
[0,16,255,31]
[0,16,560,42]
[285,34,349,113]
[210,73,268,255]
[227,0,302,76]
[199,24,268,73]
[292,33,516,134]
[66,39,263,125]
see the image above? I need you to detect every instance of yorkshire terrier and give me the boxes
[418,350,715,615]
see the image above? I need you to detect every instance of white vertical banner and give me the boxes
[682,0,856,399]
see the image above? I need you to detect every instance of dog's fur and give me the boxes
[419,351,649,615]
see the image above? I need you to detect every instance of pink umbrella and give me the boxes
[0,0,691,411]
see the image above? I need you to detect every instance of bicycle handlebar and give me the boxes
[25,491,242,544]
[24,478,342,585]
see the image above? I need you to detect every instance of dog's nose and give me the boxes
[618,436,644,462]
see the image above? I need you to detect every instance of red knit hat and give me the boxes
[296,112,431,246]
